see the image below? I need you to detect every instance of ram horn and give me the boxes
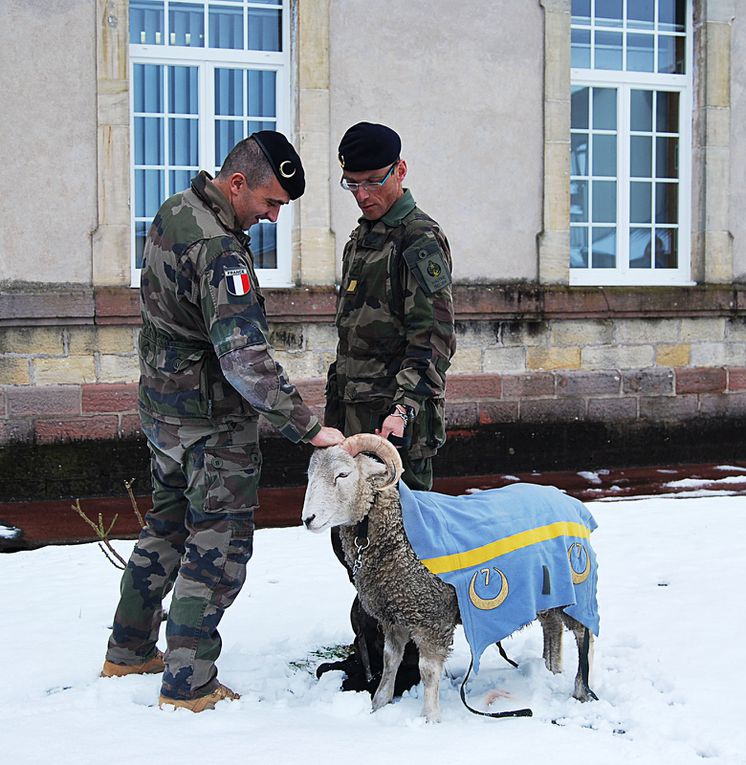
[342,433,403,490]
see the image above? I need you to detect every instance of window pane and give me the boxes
[656,91,680,133]
[169,3,204,47]
[248,70,277,117]
[215,119,245,167]
[215,68,244,116]
[591,227,616,268]
[658,35,685,74]
[248,7,281,51]
[571,29,591,68]
[135,169,164,217]
[134,64,163,113]
[627,0,654,30]
[592,134,616,177]
[571,87,589,130]
[571,134,589,176]
[655,183,678,224]
[169,170,194,195]
[169,118,198,165]
[571,180,588,222]
[592,88,616,130]
[210,4,244,49]
[169,66,198,114]
[654,229,678,268]
[595,0,622,27]
[627,33,654,72]
[629,228,652,268]
[595,31,622,70]
[571,0,591,24]
[248,118,276,134]
[630,182,652,224]
[592,181,616,222]
[659,0,686,33]
[630,136,652,178]
[134,117,163,164]
[630,90,653,131]
[249,222,277,268]
[570,226,589,268]
[656,137,678,178]
[130,0,164,45]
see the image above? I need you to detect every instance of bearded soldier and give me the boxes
[319,122,456,696]
[101,132,344,712]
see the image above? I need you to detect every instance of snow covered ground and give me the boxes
[1,491,744,765]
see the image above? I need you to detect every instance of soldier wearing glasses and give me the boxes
[320,122,456,696]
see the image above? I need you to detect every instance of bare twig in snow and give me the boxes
[71,499,127,569]
[124,478,145,528]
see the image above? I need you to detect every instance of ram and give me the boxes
[302,434,600,722]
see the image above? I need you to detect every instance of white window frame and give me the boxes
[570,1,694,287]
[128,1,293,288]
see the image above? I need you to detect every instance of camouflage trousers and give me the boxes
[106,412,261,700]
[338,400,433,491]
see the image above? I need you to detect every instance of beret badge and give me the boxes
[279,160,296,179]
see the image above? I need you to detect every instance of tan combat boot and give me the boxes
[159,683,240,713]
[100,650,165,678]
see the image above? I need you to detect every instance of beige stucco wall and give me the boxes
[0,0,98,285]
[730,5,746,280]
[327,0,544,284]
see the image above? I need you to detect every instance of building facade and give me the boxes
[1,1,745,499]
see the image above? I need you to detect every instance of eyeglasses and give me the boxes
[340,162,398,192]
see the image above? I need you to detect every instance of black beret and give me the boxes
[251,130,305,200]
[338,122,401,172]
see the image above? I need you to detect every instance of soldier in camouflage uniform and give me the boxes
[101,132,344,712]
[319,122,456,696]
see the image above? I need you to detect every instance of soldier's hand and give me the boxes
[376,414,405,441]
[310,426,345,448]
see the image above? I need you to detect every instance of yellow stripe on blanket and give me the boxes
[420,521,592,575]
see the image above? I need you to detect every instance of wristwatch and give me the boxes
[389,404,414,426]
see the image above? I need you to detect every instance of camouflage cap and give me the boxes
[251,131,305,199]
[338,122,401,171]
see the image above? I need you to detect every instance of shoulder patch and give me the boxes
[224,266,251,296]
[403,245,452,295]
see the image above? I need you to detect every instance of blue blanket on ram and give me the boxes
[399,481,599,673]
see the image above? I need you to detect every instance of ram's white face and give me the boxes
[301,445,386,532]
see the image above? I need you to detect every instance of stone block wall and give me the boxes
[3,285,746,447]
[3,284,746,496]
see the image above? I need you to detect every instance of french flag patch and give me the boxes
[225,267,251,296]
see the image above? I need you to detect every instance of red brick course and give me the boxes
[35,416,120,444]
[556,370,621,397]
[4,367,746,447]
[478,401,518,425]
[501,373,555,399]
[727,368,746,391]
[622,368,675,395]
[295,378,327,406]
[446,374,502,400]
[520,399,585,422]
[675,367,727,394]
[6,386,82,417]
[119,413,143,438]
[82,383,139,413]
[639,394,699,420]
[587,397,638,421]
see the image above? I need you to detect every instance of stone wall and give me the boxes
[3,284,746,457]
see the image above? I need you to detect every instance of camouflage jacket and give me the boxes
[326,189,456,453]
[137,171,320,443]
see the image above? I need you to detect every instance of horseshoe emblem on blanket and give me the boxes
[468,567,509,610]
[568,542,590,584]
